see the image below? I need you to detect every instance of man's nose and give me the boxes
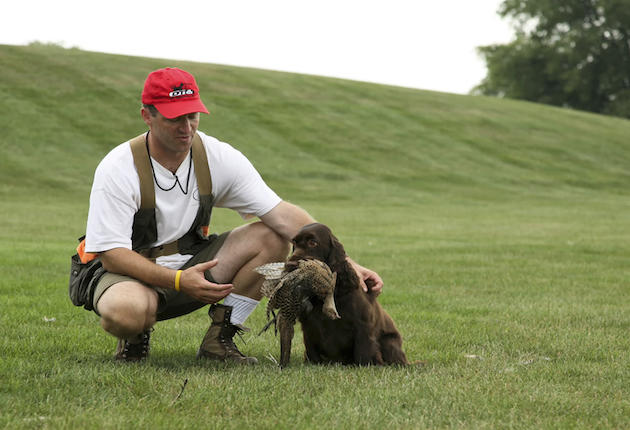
[178,117,193,132]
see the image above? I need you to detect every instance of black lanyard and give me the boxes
[145,131,192,195]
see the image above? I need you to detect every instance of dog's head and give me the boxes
[289,223,347,271]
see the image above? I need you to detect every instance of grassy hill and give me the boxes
[3,43,630,204]
[1,43,630,428]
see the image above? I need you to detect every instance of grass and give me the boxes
[1,42,630,428]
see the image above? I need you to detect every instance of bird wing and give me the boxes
[255,262,288,298]
[254,262,286,279]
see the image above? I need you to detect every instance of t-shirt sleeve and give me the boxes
[210,141,282,219]
[85,152,139,253]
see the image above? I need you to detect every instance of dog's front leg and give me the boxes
[302,333,324,363]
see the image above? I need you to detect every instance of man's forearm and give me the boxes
[99,247,177,289]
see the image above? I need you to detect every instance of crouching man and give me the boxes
[71,67,382,363]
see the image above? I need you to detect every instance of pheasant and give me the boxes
[254,259,339,367]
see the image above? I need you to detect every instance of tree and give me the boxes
[474,0,630,118]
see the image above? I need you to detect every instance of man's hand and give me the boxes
[179,259,234,303]
[100,248,233,303]
[346,257,384,295]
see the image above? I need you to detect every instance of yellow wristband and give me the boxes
[175,270,183,292]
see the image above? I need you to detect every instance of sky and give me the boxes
[1,1,515,95]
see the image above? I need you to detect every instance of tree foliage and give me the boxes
[475,0,630,118]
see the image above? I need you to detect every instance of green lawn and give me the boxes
[1,43,629,429]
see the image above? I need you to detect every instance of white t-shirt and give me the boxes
[85,131,282,268]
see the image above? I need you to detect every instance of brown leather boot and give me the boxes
[197,304,258,364]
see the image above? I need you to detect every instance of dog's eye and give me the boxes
[307,239,318,248]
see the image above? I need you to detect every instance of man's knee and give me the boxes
[97,282,158,337]
[253,221,291,258]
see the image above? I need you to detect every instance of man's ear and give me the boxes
[141,107,152,127]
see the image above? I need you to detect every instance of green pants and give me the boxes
[92,231,229,321]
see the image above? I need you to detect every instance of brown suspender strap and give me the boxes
[129,133,155,209]
[191,133,212,196]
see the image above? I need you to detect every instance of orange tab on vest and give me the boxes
[77,239,98,264]
[201,225,210,238]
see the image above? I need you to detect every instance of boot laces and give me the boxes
[221,323,248,355]
[118,329,152,360]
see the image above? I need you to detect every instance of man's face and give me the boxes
[142,108,200,155]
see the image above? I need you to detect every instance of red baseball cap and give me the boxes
[141,67,209,118]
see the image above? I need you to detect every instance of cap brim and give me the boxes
[154,99,209,119]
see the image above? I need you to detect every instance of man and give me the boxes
[81,67,382,363]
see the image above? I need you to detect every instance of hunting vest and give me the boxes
[129,132,215,259]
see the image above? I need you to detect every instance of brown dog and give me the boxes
[288,223,409,366]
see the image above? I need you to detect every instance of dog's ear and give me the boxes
[327,232,347,270]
